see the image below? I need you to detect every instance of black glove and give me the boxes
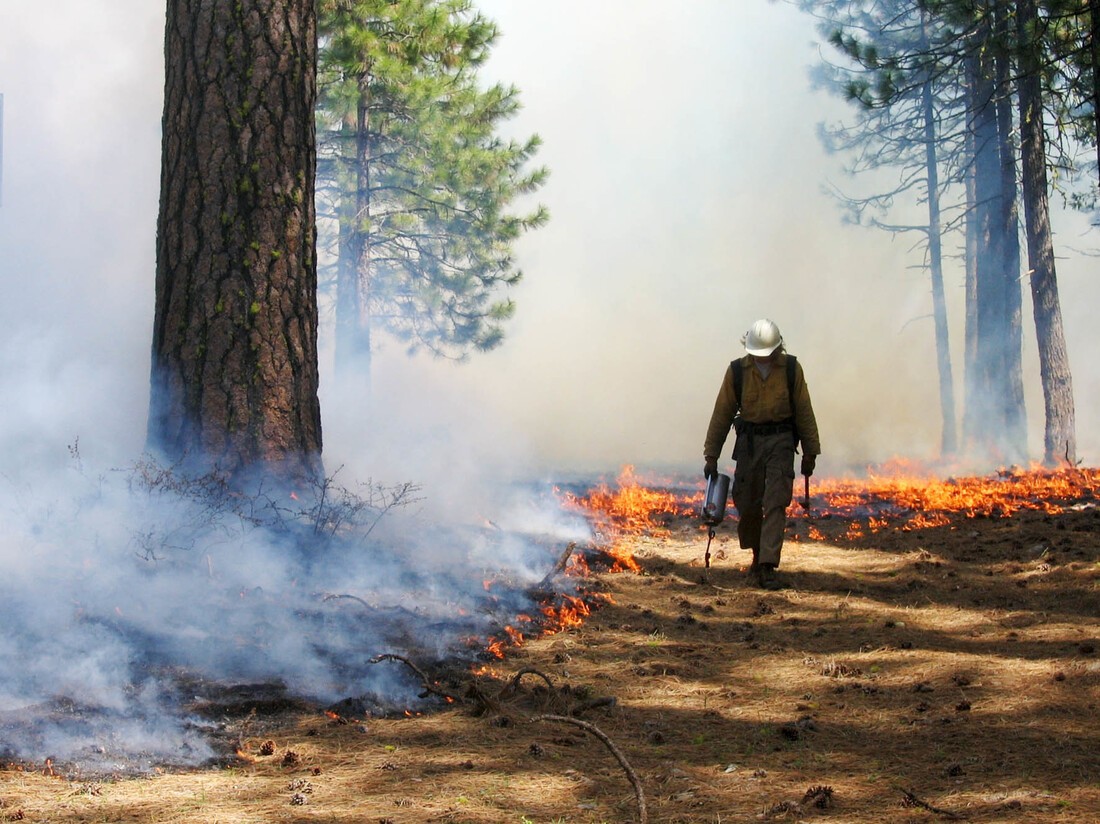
[800,455,816,477]
[704,457,718,479]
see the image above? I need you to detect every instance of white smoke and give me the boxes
[0,428,591,771]
[2,0,1098,774]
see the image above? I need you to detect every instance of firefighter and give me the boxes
[703,319,820,589]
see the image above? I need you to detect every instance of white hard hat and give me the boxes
[742,318,783,356]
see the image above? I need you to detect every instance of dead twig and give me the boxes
[369,654,462,704]
[234,707,258,754]
[1064,440,1083,468]
[321,593,372,611]
[502,667,556,698]
[571,696,617,717]
[762,799,803,818]
[463,680,503,716]
[535,542,578,591]
[535,714,647,824]
[900,788,962,819]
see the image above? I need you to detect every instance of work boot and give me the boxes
[747,548,760,577]
[756,563,783,590]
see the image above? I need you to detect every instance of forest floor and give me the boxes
[2,480,1099,823]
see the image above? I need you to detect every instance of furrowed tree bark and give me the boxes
[149,0,323,487]
[1017,0,1077,466]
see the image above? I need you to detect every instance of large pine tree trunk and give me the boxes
[149,0,323,486]
[1018,0,1077,465]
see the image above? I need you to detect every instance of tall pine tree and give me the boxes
[804,0,964,457]
[316,0,547,386]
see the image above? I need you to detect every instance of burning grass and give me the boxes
[3,464,1099,821]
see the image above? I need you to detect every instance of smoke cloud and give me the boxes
[1,0,1098,772]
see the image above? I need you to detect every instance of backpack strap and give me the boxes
[787,355,800,449]
[731,359,743,408]
[786,355,797,419]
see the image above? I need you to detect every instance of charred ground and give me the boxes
[1,474,1098,822]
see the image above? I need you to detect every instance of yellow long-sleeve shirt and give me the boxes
[703,353,821,459]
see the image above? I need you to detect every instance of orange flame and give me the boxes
[473,464,1096,667]
[793,464,1098,535]
[563,462,1098,544]
[560,465,691,571]
[540,594,592,631]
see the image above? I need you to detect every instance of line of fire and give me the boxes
[496,461,1100,661]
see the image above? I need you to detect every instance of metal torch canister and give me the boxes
[701,472,731,525]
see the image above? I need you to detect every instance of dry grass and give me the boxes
[2,503,1099,823]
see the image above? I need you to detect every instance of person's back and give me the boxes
[702,319,820,589]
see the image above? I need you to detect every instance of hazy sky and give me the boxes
[1,1,1097,483]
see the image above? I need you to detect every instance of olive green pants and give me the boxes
[731,430,796,567]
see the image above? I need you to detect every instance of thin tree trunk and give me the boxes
[1018,0,1077,465]
[149,0,322,486]
[969,33,1005,462]
[994,4,1027,463]
[1092,0,1100,182]
[920,13,957,458]
[963,57,980,453]
[333,72,374,388]
[335,122,358,379]
[355,71,374,387]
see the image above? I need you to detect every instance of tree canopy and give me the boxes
[316,0,548,382]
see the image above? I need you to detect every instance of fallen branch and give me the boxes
[534,542,578,591]
[502,667,556,697]
[571,695,617,717]
[321,593,372,611]
[1064,440,1083,468]
[900,788,962,819]
[535,714,647,823]
[369,653,462,704]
